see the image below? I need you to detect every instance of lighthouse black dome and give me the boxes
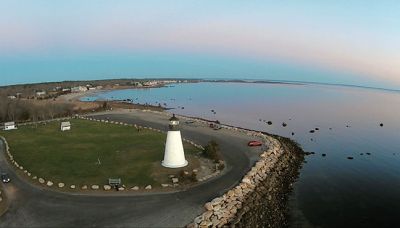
[169,114,179,121]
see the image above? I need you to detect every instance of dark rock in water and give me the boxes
[303,151,315,155]
[347,156,354,160]
[366,152,371,155]
[380,123,383,127]
[267,121,272,125]
[346,125,350,128]
[315,128,319,131]
[322,153,326,157]
[282,122,287,127]
[259,119,262,122]
[310,138,313,141]
[309,130,315,133]
[360,153,364,155]
[291,132,295,136]
[181,107,184,109]
[329,128,332,130]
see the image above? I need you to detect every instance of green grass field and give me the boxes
[1,119,200,187]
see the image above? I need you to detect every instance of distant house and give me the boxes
[71,86,88,93]
[60,121,71,131]
[7,95,17,99]
[4,122,17,131]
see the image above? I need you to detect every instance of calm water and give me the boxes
[82,82,400,227]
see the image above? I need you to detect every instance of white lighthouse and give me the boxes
[162,114,188,168]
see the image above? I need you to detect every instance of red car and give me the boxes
[248,140,263,147]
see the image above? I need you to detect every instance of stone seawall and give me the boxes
[190,135,304,227]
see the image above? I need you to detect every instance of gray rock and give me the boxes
[38,178,45,184]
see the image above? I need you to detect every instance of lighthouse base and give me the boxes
[162,131,188,168]
[162,160,188,168]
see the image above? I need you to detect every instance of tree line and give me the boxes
[0,97,74,123]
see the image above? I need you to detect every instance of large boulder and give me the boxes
[58,183,65,188]
[242,177,252,185]
[211,197,223,206]
[204,202,213,211]
[172,178,179,183]
[131,186,139,191]
[91,185,99,190]
[81,185,88,190]
[145,185,152,190]
[70,185,76,189]
[46,181,53,187]
[103,185,111,191]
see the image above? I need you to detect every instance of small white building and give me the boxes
[60,121,71,131]
[4,122,17,131]
[36,91,46,97]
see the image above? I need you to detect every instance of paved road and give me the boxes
[0,111,262,227]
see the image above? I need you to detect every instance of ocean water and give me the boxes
[82,82,400,227]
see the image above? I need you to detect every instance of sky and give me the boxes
[0,1,399,88]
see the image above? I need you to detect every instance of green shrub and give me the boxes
[203,140,221,162]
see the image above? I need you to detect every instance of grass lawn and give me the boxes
[1,119,201,187]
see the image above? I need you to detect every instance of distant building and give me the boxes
[62,88,71,93]
[133,82,143,87]
[142,81,158,87]
[36,91,46,97]
[7,95,17,99]
[71,86,88,93]
[60,121,71,131]
[4,122,17,131]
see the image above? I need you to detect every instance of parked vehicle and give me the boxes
[1,173,10,183]
[209,123,221,130]
[247,140,263,147]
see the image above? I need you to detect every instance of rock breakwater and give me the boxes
[190,134,304,227]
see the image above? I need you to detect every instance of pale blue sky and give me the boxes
[0,1,399,87]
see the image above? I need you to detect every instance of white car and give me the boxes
[1,173,10,183]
